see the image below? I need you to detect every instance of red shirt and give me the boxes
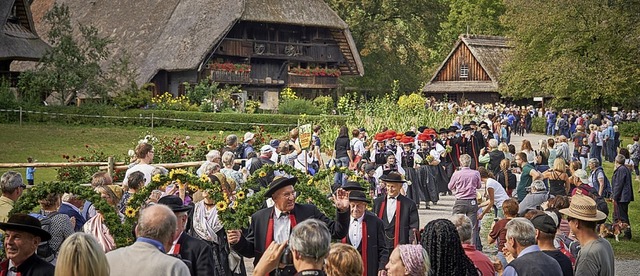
[462,243,496,276]
[489,218,511,251]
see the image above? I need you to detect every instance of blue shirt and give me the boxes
[503,245,542,276]
[26,167,35,180]
[136,237,165,252]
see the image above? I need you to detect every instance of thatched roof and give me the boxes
[423,35,510,93]
[241,0,348,29]
[0,0,50,62]
[29,0,362,85]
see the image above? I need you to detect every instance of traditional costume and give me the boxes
[373,173,419,250]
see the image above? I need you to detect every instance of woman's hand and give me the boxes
[253,241,288,275]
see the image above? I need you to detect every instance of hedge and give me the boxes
[0,106,346,132]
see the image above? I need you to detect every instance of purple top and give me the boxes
[448,167,482,200]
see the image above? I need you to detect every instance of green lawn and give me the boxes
[0,123,222,182]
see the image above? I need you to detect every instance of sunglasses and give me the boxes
[19,184,27,189]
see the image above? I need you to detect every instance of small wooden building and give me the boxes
[423,35,510,103]
[30,0,363,108]
[0,0,50,86]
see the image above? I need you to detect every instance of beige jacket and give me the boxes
[0,196,14,223]
[106,241,190,276]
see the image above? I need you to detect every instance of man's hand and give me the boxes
[253,241,288,276]
[333,188,350,212]
[227,230,242,245]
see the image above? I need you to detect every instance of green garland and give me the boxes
[10,182,133,247]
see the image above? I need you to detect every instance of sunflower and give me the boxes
[258,171,267,178]
[236,190,246,200]
[199,174,210,183]
[307,179,313,185]
[216,201,228,212]
[124,206,138,218]
[151,174,161,183]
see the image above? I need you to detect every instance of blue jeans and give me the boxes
[333,156,350,188]
[546,123,555,136]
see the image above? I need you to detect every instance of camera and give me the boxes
[280,246,293,266]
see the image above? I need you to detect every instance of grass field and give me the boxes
[0,123,223,182]
[1,122,639,259]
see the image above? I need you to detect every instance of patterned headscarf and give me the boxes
[398,244,427,275]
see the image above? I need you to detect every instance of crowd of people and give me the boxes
[0,101,637,276]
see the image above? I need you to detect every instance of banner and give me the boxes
[298,124,312,149]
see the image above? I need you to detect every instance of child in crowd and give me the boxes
[26,157,36,185]
[488,198,519,268]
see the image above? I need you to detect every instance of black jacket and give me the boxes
[0,253,54,276]
[232,203,350,266]
[373,194,419,249]
[177,232,216,276]
[343,211,389,276]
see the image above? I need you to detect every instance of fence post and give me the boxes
[19,106,22,127]
[107,156,115,177]
[151,112,154,131]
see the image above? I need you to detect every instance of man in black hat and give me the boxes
[345,190,388,276]
[373,172,419,250]
[228,176,350,275]
[0,214,54,276]
[529,212,573,276]
[158,195,217,276]
[461,124,483,169]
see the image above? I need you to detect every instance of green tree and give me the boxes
[17,4,111,105]
[500,0,640,109]
[325,0,448,94]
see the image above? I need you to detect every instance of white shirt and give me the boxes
[351,138,365,156]
[349,215,364,248]
[386,196,397,223]
[273,207,291,244]
[486,178,510,209]
[123,163,155,186]
[7,261,16,276]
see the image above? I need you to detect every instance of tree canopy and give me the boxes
[500,0,640,108]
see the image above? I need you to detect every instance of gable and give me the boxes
[434,42,490,82]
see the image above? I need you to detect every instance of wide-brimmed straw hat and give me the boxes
[0,214,51,241]
[559,194,607,222]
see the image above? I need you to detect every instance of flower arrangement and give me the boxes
[289,67,341,77]
[426,155,435,164]
[209,62,251,73]
[10,182,133,247]
[445,145,452,153]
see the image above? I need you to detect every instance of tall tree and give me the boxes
[325,0,448,94]
[500,0,640,108]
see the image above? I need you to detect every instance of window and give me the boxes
[460,64,469,79]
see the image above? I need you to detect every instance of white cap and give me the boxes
[243,132,255,143]
[260,145,273,154]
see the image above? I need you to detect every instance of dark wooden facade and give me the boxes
[423,35,510,104]
[201,22,347,101]
[434,43,490,82]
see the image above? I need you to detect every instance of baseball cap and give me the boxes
[260,145,273,154]
[530,213,557,234]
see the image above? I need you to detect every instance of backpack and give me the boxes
[555,233,579,265]
[36,211,60,262]
[235,143,247,159]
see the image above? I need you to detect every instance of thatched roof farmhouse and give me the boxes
[29,0,363,106]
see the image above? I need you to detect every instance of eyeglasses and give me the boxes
[19,184,27,189]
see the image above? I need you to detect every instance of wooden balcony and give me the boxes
[210,70,251,84]
[287,73,339,89]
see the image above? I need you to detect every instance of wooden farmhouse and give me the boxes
[30,0,363,108]
[423,35,510,103]
[0,0,50,86]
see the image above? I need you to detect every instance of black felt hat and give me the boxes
[469,120,477,126]
[343,181,366,191]
[447,126,458,133]
[0,214,51,241]
[158,195,192,212]
[438,128,448,134]
[264,176,298,198]
[462,125,472,131]
[404,131,417,137]
[417,126,428,133]
[348,190,370,204]
[379,172,406,183]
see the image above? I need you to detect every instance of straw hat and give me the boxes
[559,194,607,222]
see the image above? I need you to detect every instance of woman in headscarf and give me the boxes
[385,244,430,276]
[190,173,245,275]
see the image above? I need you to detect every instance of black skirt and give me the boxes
[417,165,439,203]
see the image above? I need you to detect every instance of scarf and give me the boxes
[265,209,297,276]
[377,199,401,248]
[192,201,223,244]
[342,221,368,276]
[398,244,426,275]
[83,213,116,252]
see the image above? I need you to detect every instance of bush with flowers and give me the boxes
[57,145,125,183]
[151,92,199,111]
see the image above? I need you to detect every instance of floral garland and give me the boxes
[10,182,132,247]
[244,163,307,191]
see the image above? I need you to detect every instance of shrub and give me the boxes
[531,117,546,133]
[151,92,198,111]
[278,99,321,115]
[245,100,262,114]
[313,96,334,114]
[280,87,298,102]
[0,79,16,109]
[397,93,426,111]
[0,105,346,132]
[112,83,153,110]
[618,121,640,137]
